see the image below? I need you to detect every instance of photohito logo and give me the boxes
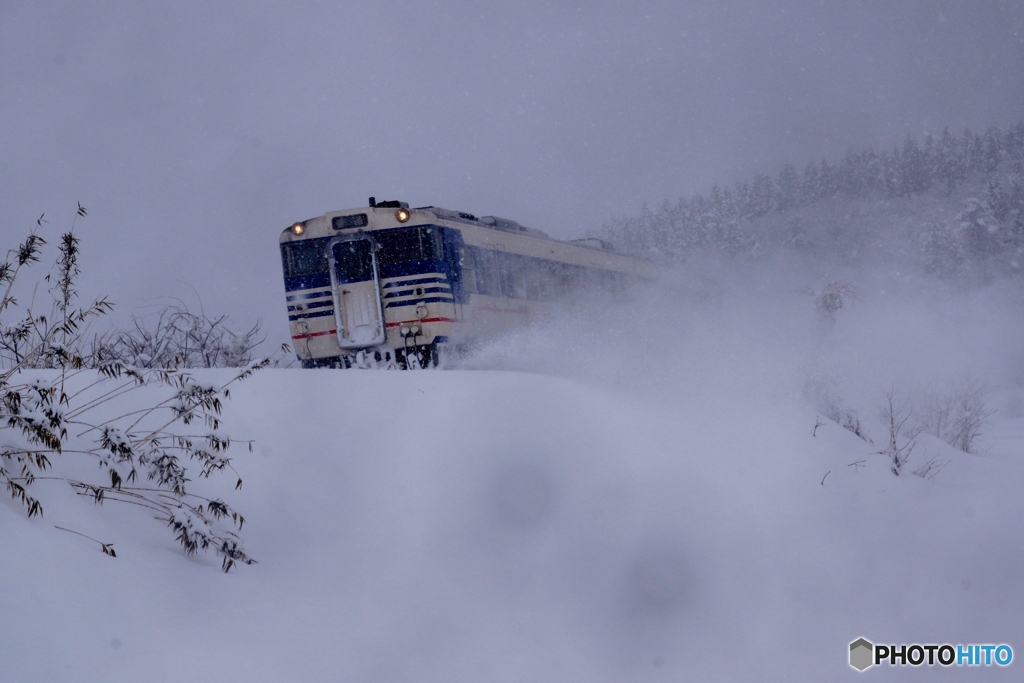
[849,638,1013,671]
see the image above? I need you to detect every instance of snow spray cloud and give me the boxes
[463,244,1024,429]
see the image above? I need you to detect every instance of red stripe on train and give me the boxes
[291,329,336,340]
[293,318,457,340]
[385,317,456,328]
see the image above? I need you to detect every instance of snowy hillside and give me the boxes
[3,261,1023,682]
[603,123,1024,282]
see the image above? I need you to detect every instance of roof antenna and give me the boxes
[368,196,376,207]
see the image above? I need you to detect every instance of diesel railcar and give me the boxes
[279,198,659,368]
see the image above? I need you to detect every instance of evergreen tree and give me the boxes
[935,127,960,193]
[818,158,838,198]
[899,134,930,196]
[801,161,820,203]
[750,173,776,216]
[775,163,801,211]
[734,180,753,218]
[982,127,1003,174]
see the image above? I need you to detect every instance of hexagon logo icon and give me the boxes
[849,638,874,671]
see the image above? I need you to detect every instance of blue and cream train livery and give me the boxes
[279,198,659,368]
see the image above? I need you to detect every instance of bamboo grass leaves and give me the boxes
[1,210,262,571]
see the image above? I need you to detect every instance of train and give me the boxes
[279,198,661,368]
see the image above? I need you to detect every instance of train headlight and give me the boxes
[400,326,410,336]
[396,208,410,223]
[291,222,305,236]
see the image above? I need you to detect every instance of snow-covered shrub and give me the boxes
[805,280,857,325]
[877,389,916,476]
[811,387,867,441]
[803,363,871,443]
[88,303,263,369]
[916,376,996,454]
[911,453,950,480]
[1,212,261,571]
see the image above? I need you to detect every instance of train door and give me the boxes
[330,236,386,349]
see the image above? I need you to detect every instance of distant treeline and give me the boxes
[604,121,1024,272]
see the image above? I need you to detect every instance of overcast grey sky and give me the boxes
[2,0,1022,341]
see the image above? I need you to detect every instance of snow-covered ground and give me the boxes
[3,259,1023,681]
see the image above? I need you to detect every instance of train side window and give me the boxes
[523,258,541,300]
[608,271,626,295]
[554,263,570,297]
[459,245,478,293]
[497,252,514,298]
[547,262,564,297]
[559,263,580,293]
[493,252,505,297]
[475,249,500,296]
[421,227,443,261]
[547,261,563,299]
[578,266,599,290]
[505,254,527,299]
[537,261,556,300]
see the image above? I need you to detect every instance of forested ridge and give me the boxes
[604,122,1024,275]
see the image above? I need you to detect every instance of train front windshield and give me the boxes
[374,226,444,275]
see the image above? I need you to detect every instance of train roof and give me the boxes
[285,201,623,255]
[416,206,552,239]
[417,207,621,254]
